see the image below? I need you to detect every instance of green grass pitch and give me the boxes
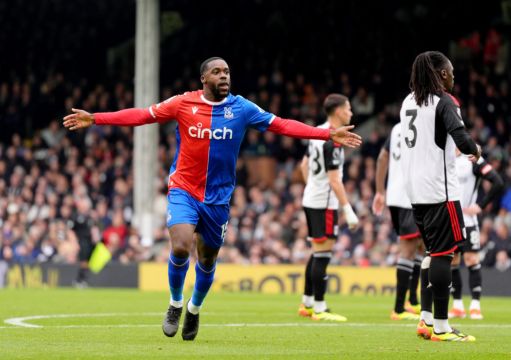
[1,289,510,359]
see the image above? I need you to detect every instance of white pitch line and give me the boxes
[3,313,162,328]
[2,323,511,330]
[2,312,511,330]
[2,312,265,328]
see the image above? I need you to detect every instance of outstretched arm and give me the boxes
[267,117,362,148]
[63,108,155,130]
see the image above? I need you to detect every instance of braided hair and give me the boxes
[409,51,450,106]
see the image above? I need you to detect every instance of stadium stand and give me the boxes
[0,1,509,270]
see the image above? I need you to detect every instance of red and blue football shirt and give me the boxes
[149,90,275,204]
[94,90,332,204]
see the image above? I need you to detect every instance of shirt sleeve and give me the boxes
[242,98,276,131]
[323,141,342,171]
[94,108,154,126]
[437,94,478,156]
[450,127,478,156]
[148,94,184,123]
[437,94,465,133]
[267,117,331,140]
[472,156,505,208]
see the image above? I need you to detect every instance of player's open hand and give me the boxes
[463,204,482,216]
[372,192,385,216]
[330,125,362,148]
[63,108,95,130]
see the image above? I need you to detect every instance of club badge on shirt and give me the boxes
[224,107,234,119]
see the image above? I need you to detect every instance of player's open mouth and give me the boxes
[219,83,229,90]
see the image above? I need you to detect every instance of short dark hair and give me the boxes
[409,51,450,106]
[323,94,348,115]
[200,57,225,75]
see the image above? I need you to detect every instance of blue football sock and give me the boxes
[168,253,190,305]
[191,261,216,308]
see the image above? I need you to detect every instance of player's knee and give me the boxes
[420,256,431,270]
[464,252,479,267]
[171,237,193,257]
[169,232,194,256]
[312,239,334,253]
[198,253,218,268]
[451,252,461,266]
[399,245,415,260]
[171,246,190,258]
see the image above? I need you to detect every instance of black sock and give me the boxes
[420,259,433,314]
[451,266,462,300]
[408,256,422,305]
[395,258,414,313]
[312,252,331,302]
[429,256,452,320]
[77,267,89,282]
[468,264,482,301]
[304,254,313,297]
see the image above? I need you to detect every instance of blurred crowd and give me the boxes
[1,27,510,272]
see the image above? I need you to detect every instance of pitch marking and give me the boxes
[3,313,511,329]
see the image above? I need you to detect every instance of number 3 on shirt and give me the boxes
[404,109,418,148]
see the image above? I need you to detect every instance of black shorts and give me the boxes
[78,241,94,262]
[389,206,420,239]
[412,201,466,257]
[458,226,480,253]
[303,207,338,243]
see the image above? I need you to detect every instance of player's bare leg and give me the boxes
[182,233,220,340]
[163,224,195,337]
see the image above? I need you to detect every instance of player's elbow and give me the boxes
[327,176,342,189]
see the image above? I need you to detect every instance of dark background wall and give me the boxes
[1,0,505,102]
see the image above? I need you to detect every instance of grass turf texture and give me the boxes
[1,289,510,359]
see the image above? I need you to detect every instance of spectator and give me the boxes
[495,250,511,272]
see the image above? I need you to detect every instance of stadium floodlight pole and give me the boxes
[134,0,159,246]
